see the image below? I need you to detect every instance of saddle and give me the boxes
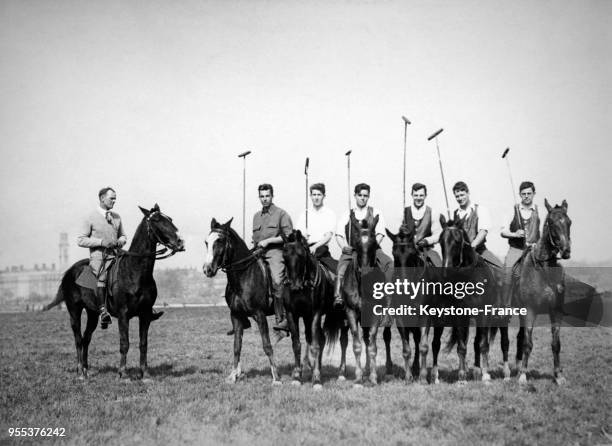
[75,256,122,296]
[255,255,274,307]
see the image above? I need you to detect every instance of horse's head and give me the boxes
[203,217,234,277]
[440,218,470,268]
[386,224,420,268]
[351,215,379,269]
[138,204,185,253]
[281,230,310,291]
[544,199,571,259]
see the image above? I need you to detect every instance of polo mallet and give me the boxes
[427,129,450,220]
[402,116,412,210]
[345,149,352,243]
[304,157,310,231]
[238,150,252,239]
[502,147,523,230]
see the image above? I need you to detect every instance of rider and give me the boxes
[451,181,502,268]
[402,182,443,267]
[76,187,126,329]
[252,183,293,333]
[295,182,337,271]
[333,183,394,308]
[499,181,540,307]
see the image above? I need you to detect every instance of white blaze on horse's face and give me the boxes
[361,235,369,246]
[204,232,221,270]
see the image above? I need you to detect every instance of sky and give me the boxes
[0,0,610,270]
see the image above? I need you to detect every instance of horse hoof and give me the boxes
[291,380,301,386]
[313,384,323,391]
[142,378,153,384]
[457,380,467,386]
[482,372,491,382]
[503,377,511,382]
[433,378,440,385]
[272,380,282,386]
[353,383,363,389]
[337,375,346,382]
[518,374,527,384]
[225,373,238,384]
[555,376,567,386]
[77,375,86,381]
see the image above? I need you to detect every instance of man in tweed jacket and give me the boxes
[76,187,127,328]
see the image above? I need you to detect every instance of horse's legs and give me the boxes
[226,314,244,383]
[550,309,565,385]
[518,309,536,384]
[397,327,412,384]
[473,326,482,379]
[383,326,393,375]
[337,324,349,381]
[117,311,130,379]
[478,326,491,382]
[500,325,511,380]
[346,309,363,386]
[431,327,443,384]
[411,327,422,380]
[418,325,430,384]
[515,326,525,369]
[138,315,151,380]
[366,322,379,385]
[457,326,469,384]
[69,308,84,378]
[286,311,302,384]
[81,309,99,378]
[311,311,324,388]
[254,312,280,384]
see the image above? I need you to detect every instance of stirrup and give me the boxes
[273,319,290,332]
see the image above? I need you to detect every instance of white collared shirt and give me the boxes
[295,205,337,245]
[336,206,387,239]
[455,202,491,233]
[501,203,537,233]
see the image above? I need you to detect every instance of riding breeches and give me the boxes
[503,246,524,286]
[336,249,394,282]
[89,253,114,287]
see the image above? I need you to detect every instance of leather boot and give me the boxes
[95,286,112,329]
[333,274,345,309]
[272,286,289,332]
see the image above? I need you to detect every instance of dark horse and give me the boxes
[281,230,347,388]
[386,224,448,384]
[515,199,571,385]
[203,218,281,384]
[43,204,185,380]
[439,219,500,383]
[340,215,387,386]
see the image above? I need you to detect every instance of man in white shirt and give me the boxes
[499,181,541,306]
[295,183,337,270]
[451,181,502,268]
[334,183,393,308]
[401,182,443,267]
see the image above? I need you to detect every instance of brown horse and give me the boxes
[515,199,571,385]
[281,230,347,388]
[440,219,497,383]
[203,218,281,384]
[44,204,185,380]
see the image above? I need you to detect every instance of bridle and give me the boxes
[209,228,259,272]
[111,211,180,260]
[283,237,320,289]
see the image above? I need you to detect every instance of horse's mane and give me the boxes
[225,225,250,255]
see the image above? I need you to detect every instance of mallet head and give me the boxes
[502,147,510,159]
[402,116,411,125]
[238,150,252,158]
[427,129,444,141]
[345,150,352,156]
[304,157,309,174]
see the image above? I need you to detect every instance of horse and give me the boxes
[43,204,185,380]
[203,217,281,384]
[340,214,388,386]
[514,199,571,385]
[439,219,499,383]
[280,230,347,388]
[385,224,449,384]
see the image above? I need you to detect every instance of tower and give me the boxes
[59,233,69,270]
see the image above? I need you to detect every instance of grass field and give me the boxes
[1,307,610,445]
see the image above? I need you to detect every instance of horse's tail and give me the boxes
[42,270,70,311]
[444,326,460,353]
[323,308,346,350]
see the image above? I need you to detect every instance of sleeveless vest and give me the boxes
[403,206,432,242]
[508,205,540,249]
[454,204,486,250]
[345,206,375,247]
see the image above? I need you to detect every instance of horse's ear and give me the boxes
[385,228,397,243]
[561,199,568,211]
[545,198,552,212]
[223,217,233,228]
[296,229,303,241]
[152,203,160,212]
[372,214,380,229]
[139,206,150,217]
[211,218,219,229]
[439,214,447,228]
[280,232,288,243]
